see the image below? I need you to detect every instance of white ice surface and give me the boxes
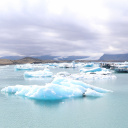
[15,64,33,70]
[1,77,112,100]
[80,67,102,73]
[24,68,53,78]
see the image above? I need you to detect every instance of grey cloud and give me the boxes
[0,0,128,57]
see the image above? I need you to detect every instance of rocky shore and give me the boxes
[0,57,88,65]
[0,57,61,65]
[0,57,126,65]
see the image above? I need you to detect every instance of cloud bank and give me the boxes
[0,0,127,58]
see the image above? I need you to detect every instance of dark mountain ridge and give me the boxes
[99,53,128,61]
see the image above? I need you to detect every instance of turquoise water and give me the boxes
[0,65,128,128]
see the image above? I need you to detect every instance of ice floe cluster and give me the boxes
[1,62,116,100]
[70,73,116,80]
[1,77,112,100]
[14,61,98,70]
[14,62,116,80]
[54,70,116,80]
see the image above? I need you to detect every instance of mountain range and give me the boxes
[0,55,89,60]
[1,53,128,61]
[99,53,128,61]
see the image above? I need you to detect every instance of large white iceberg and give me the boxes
[24,68,53,78]
[1,77,112,100]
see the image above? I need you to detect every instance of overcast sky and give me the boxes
[0,0,128,58]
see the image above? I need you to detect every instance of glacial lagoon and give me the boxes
[0,64,128,128]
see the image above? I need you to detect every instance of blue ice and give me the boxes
[80,67,102,73]
[1,77,112,100]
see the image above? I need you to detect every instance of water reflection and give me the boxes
[33,99,64,107]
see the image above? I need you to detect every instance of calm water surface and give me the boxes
[0,65,128,128]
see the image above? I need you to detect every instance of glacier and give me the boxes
[1,77,112,100]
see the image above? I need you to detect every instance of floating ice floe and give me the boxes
[32,64,44,69]
[80,67,102,73]
[70,70,116,80]
[48,63,58,67]
[59,61,76,68]
[15,64,33,70]
[83,88,104,97]
[55,72,71,77]
[1,77,112,100]
[75,63,85,68]
[24,68,53,78]
[70,73,116,80]
[84,63,94,67]
[54,68,116,80]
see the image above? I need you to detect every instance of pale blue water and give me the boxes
[0,65,128,128]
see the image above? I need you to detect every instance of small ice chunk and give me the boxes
[80,67,102,73]
[55,72,71,77]
[84,63,94,67]
[15,64,33,70]
[83,88,104,97]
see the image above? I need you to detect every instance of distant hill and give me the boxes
[0,57,99,65]
[12,57,43,64]
[0,59,13,65]
[99,53,128,61]
[0,55,89,60]
[0,57,63,65]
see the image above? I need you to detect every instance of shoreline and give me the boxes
[0,57,127,65]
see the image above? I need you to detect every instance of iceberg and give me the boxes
[84,63,94,67]
[1,77,112,100]
[15,64,33,70]
[75,63,85,68]
[32,64,44,69]
[47,63,58,68]
[80,67,102,73]
[70,71,116,80]
[83,88,104,97]
[59,61,76,68]
[24,68,53,78]
[55,72,71,77]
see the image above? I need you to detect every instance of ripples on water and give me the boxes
[0,65,128,128]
